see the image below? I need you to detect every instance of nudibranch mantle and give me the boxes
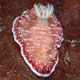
[12,4,63,77]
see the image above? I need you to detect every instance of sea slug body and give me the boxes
[12,4,64,77]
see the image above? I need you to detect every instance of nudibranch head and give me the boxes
[12,3,63,77]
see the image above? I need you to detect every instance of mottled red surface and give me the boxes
[0,0,80,80]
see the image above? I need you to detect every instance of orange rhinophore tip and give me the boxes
[12,4,63,77]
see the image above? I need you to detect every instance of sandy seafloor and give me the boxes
[0,0,80,80]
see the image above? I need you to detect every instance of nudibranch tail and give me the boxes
[34,4,54,19]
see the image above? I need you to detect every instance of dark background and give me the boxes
[0,0,80,80]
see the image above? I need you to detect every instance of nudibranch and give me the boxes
[12,4,63,77]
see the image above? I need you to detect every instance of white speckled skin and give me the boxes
[12,17,59,77]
